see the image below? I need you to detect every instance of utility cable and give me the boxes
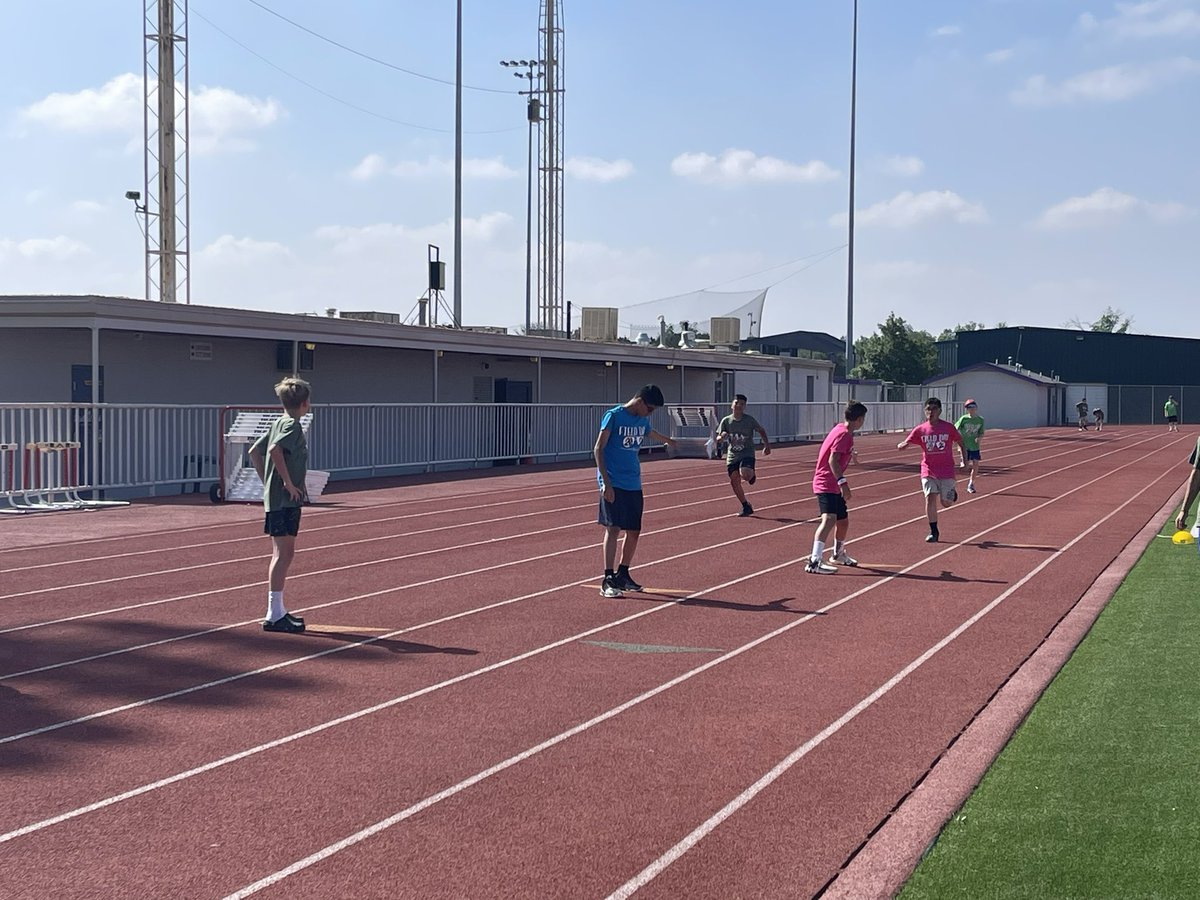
[193,7,520,135]
[245,0,514,94]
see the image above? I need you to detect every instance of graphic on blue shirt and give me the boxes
[597,405,649,490]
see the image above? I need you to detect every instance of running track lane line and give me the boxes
[0,429,1146,628]
[0,431,1046,574]
[0,435,1173,854]
[2,429,1166,678]
[223,461,1180,899]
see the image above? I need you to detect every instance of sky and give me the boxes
[1,0,1198,341]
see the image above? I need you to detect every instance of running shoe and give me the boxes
[262,614,305,633]
[832,551,858,567]
[600,576,623,598]
[739,502,754,517]
[967,482,977,493]
[613,571,643,592]
[805,557,838,575]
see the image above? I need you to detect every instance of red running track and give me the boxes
[0,426,1191,898]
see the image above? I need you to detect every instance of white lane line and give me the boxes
[0,458,820,575]
[226,460,1179,900]
[604,464,1179,899]
[1,433,1178,858]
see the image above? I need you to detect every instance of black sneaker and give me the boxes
[283,612,305,628]
[925,532,939,543]
[739,502,754,517]
[263,614,305,633]
[600,576,623,598]
[614,571,644,592]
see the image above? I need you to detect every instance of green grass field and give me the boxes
[899,522,1200,900]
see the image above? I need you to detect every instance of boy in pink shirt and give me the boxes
[898,396,964,543]
[806,401,869,574]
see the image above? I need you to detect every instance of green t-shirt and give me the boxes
[1166,399,1179,417]
[1189,437,1200,470]
[250,414,308,512]
[954,414,985,452]
[718,414,762,463]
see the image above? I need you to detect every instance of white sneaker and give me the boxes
[805,557,838,575]
[967,482,977,493]
[832,551,858,567]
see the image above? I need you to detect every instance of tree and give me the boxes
[936,321,987,342]
[1065,306,1132,333]
[852,313,938,384]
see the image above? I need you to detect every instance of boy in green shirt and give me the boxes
[1165,395,1180,432]
[954,399,985,494]
[716,394,771,516]
[248,377,311,634]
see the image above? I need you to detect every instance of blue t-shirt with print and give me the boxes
[597,404,650,491]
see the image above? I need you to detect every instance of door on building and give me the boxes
[493,378,534,465]
[71,364,105,492]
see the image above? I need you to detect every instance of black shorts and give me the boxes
[816,492,848,520]
[965,449,982,461]
[1168,415,1179,423]
[727,457,755,476]
[598,487,644,532]
[264,507,302,537]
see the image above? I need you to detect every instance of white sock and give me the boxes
[834,540,845,557]
[267,591,286,621]
[812,540,825,561]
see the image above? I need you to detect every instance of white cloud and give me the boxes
[985,47,1016,63]
[1011,56,1200,105]
[1036,186,1196,228]
[566,156,635,182]
[933,24,962,37]
[880,155,925,177]
[19,73,282,153]
[1078,1,1200,40]
[21,73,141,133]
[670,149,839,185]
[0,236,91,262]
[830,190,988,228]
[348,154,517,180]
[315,212,514,253]
[200,235,292,264]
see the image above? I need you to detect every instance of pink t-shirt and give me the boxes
[905,420,962,479]
[813,423,854,494]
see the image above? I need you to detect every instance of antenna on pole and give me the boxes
[142,0,190,304]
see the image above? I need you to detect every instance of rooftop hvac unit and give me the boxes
[339,310,402,325]
[581,307,619,342]
[710,316,741,347]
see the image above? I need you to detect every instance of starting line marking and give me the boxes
[581,641,725,655]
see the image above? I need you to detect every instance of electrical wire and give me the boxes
[192,7,520,135]
[245,0,515,94]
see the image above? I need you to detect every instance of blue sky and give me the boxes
[2,0,1197,340]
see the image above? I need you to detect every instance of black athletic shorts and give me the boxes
[1168,415,1179,423]
[816,492,848,521]
[726,457,755,476]
[598,486,644,532]
[264,507,302,537]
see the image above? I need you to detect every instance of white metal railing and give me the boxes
[0,401,942,503]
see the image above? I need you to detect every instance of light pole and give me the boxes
[501,59,543,336]
[845,0,859,375]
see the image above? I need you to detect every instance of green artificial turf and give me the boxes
[899,524,1200,899]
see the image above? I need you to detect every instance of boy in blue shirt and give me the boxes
[593,384,676,597]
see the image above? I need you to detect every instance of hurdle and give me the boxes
[18,441,129,511]
[0,442,26,514]
[665,404,721,459]
[214,407,328,503]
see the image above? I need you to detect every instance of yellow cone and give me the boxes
[1172,530,1195,544]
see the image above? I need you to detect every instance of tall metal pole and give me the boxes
[525,92,535,334]
[845,0,858,373]
[452,0,463,327]
[158,0,176,304]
